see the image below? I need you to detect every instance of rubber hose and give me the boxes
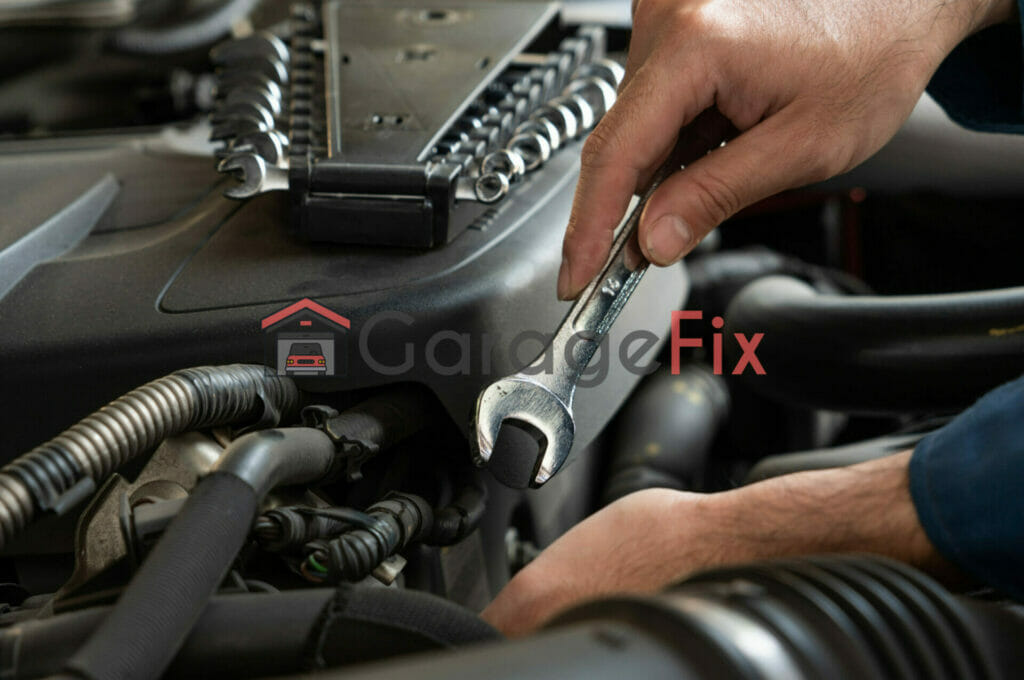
[687,247,872,316]
[110,0,260,55]
[272,556,1024,680]
[61,428,336,680]
[3,590,329,679]
[61,473,257,680]
[313,493,433,583]
[0,364,297,550]
[255,506,350,552]
[319,385,437,458]
[305,584,501,668]
[3,587,501,679]
[554,555,1010,680]
[723,276,1024,413]
[603,363,729,503]
[429,473,487,545]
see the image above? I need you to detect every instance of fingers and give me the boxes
[558,60,714,299]
[481,570,571,637]
[638,106,840,265]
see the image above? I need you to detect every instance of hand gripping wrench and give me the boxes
[474,111,731,487]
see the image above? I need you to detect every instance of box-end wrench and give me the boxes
[474,111,732,488]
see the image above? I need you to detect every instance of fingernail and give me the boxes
[645,214,692,265]
[557,257,572,300]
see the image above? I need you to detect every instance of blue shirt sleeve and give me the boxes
[909,373,1024,600]
[926,2,1024,133]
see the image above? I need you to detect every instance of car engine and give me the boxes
[1,1,1024,678]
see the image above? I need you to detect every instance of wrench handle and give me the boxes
[548,110,734,395]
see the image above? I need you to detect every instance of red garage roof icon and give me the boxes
[261,298,350,330]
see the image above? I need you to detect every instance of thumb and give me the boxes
[639,106,847,265]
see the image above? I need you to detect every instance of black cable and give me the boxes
[256,506,379,552]
[0,364,298,550]
[303,493,433,583]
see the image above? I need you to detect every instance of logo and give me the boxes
[261,298,349,378]
[258,301,763,382]
[670,311,765,375]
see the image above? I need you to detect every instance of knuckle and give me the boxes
[630,0,663,28]
[573,229,614,270]
[579,122,618,172]
[800,120,855,180]
[672,2,719,35]
[687,166,743,225]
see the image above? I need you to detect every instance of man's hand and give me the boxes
[482,451,954,636]
[557,0,1016,299]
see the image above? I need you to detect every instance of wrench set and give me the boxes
[436,31,623,206]
[209,0,621,248]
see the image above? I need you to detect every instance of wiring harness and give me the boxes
[256,477,487,584]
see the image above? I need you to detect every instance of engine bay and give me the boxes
[2,1,1024,678]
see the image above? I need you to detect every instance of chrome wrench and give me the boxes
[474,112,731,487]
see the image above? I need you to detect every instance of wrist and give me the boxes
[921,0,1019,65]
[976,0,1017,29]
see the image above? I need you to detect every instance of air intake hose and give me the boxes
[293,555,1023,680]
[0,365,297,550]
[723,276,1024,413]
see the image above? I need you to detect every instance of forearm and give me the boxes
[690,451,954,579]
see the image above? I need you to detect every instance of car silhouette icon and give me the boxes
[285,342,327,375]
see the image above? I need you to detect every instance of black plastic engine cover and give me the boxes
[0,125,687,465]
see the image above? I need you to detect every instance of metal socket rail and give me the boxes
[209,1,622,248]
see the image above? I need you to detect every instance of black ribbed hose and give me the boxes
[61,473,258,680]
[0,365,297,550]
[292,555,1023,680]
[59,427,337,680]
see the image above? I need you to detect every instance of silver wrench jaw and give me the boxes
[474,376,576,487]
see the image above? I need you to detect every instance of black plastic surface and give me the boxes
[0,125,686,479]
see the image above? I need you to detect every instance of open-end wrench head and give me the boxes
[474,376,575,487]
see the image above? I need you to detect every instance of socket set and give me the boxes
[211,0,622,248]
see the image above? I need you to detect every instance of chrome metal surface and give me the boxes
[225,129,289,166]
[210,31,290,67]
[481,149,526,181]
[531,102,577,144]
[507,131,551,171]
[564,76,617,119]
[574,58,625,89]
[224,86,282,117]
[514,118,561,151]
[475,120,728,486]
[219,152,289,199]
[473,172,510,203]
